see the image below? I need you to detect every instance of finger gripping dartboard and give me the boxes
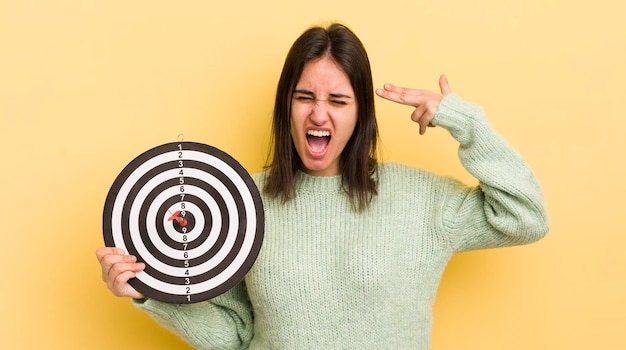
[103,142,264,303]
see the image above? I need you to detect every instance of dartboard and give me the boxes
[103,142,264,303]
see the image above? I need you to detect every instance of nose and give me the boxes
[309,100,330,125]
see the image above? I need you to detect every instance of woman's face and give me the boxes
[290,57,358,176]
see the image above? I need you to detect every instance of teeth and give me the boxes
[307,130,330,137]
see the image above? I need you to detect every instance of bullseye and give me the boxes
[168,210,188,227]
[169,210,195,233]
[103,141,264,303]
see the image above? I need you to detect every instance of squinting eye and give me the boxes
[329,100,348,106]
[294,95,314,101]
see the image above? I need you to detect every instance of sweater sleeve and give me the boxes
[133,281,253,350]
[431,93,549,252]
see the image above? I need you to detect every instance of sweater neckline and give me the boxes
[295,171,344,194]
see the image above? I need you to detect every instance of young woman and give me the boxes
[96,23,549,349]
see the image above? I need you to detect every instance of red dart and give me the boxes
[168,210,188,226]
[168,210,181,221]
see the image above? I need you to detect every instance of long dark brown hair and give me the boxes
[264,23,379,212]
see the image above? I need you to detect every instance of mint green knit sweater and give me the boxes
[134,94,549,349]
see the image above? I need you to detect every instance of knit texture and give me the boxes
[134,93,549,349]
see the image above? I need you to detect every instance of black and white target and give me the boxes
[103,142,264,303]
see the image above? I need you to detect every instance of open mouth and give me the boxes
[306,130,331,154]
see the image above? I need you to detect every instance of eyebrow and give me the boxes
[293,89,353,99]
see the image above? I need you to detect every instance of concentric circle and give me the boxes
[103,142,264,303]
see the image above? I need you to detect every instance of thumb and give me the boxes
[439,74,451,95]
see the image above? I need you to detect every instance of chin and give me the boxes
[301,161,338,176]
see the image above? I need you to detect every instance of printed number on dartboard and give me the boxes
[179,143,190,302]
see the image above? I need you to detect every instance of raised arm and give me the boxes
[376,76,549,251]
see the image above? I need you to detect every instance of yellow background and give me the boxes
[1,0,624,349]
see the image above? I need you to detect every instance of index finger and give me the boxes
[375,84,431,107]
[95,247,126,262]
